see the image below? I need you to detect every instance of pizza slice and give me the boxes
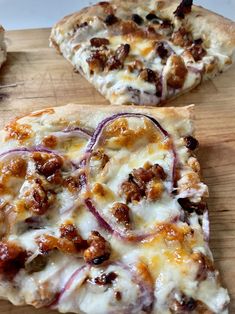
[50,0,235,106]
[0,104,229,313]
[0,25,6,69]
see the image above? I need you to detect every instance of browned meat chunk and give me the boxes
[167,55,188,89]
[111,203,131,228]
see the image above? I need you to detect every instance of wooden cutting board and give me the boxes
[0,28,235,313]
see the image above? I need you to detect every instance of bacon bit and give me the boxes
[25,179,55,215]
[131,14,144,25]
[90,37,110,47]
[63,175,82,193]
[83,231,111,265]
[167,55,188,89]
[171,28,192,47]
[37,234,79,254]
[104,14,118,25]
[139,68,158,83]
[115,291,122,301]
[2,157,27,178]
[192,252,215,281]
[178,198,206,215]
[106,44,130,71]
[174,0,193,19]
[60,223,87,249]
[5,121,33,142]
[184,136,199,150]
[169,293,197,312]
[121,180,143,203]
[32,152,63,177]
[41,135,57,149]
[187,44,206,61]
[90,150,109,169]
[47,169,63,185]
[146,182,163,201]
[0,241,27,279]
[87,51,107,73]
[93,272,117,285]
[156,42,170,59]
[111,203,131,228]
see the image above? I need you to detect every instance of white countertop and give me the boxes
[0,0,234,30]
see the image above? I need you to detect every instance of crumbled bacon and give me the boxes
[90,37,110,47]
[192,252,215,281]
[63,175,82,193]
[187,43,206,61]
[37,234,80,255]
[178,198,206,215]
[174,0,193,19]
[167,55,188,89]
[104,14,118,25]
[32,152,63,178]
[41,135,57,149]
[2,157,27,178]
[106,44,130,71]
[0,241,27,279]
[171,28,192,47]
[60,223,87,249]
[184,136,199,150]
[93,272,117,285]
[83,231,111,265]
[25,179,55,215]
[139,68,158,83]
[86,51,107,73]
[111,203,131,228]
[90,150,109,169]
[131,14,144,25]
[121,164,166,203]
[155,42,170,59]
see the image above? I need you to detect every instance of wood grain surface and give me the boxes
[0,28,235,313]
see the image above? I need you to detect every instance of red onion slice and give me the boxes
[52,262,154,314]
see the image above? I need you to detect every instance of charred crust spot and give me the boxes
[184,136,199,150]
[111,203,131,228]
[93,271,117,285]
[178,198,206,215]
[104,14,118,25]
[90,37,110,47]
[174,0,193,19]
[83,231,111,265]
[131,14,144,25]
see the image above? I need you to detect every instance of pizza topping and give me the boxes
[106,44,130,71]
[169,293,197,312]
[111,203,131,228]
[104,14,118,26]
[192,252,215,281]
[25,254,48,273]
[131,14,144,25]
[171,28,192,47]
[174,0,193,19]
[184,136,199,150]
[90,37,110,47]
[83,231,111,265]
[115,291,122,301]
[146,13,162,24]
[187,43,207,61]
[86,51,107,73]
[178,198,206,215]
[156,42,170,59]
[63,175,82,193]
[90,150,109,169]
[4,121,33,143]
[33,152,63,178]
[0,241,27,278]
[1,156,27,178]
[139,68,158,83]
[167,55,188,89]
[60,223,86,249]
[93,271,117,285]
[41,135,57,148]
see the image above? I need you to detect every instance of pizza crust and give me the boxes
[0,25,6,69]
